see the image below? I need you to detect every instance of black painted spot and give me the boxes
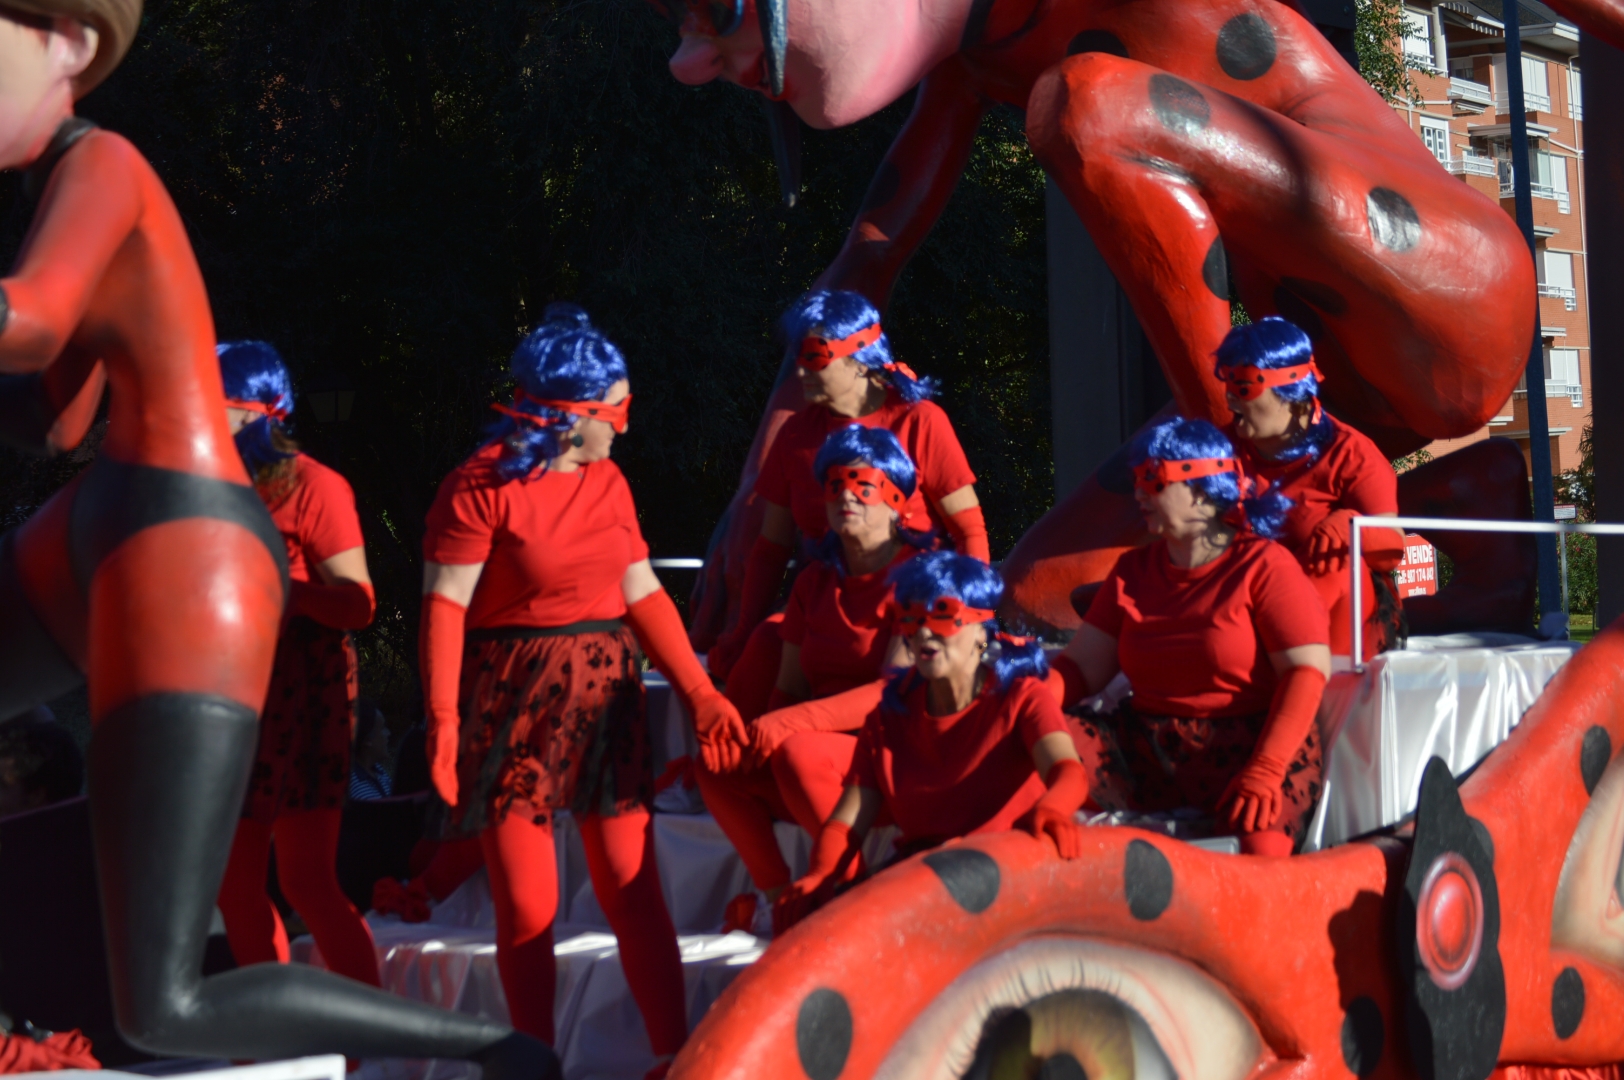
[1203,236,1229,299]
[1341,997,1385,1077]
[859,161,901,216]
[1367,188,1421,253]
[1273,282,1325,340]
[924,848,1001,914]
[1469,816,1495,866]
[1552,967,1585,1039]
[1124,839,1173,920]
[1580,726,1611,795]
[1216,13,1276,80]
[1277,276,1348,316]
[796,989,853,1080]
[1040,1053,1089,1080]
[1068,29,1129,57]
[1148,74,1210,138]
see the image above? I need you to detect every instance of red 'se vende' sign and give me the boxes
[1396,534,1437,598]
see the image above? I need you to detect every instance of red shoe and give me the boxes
[720,892,758,935]
[0,1027,99,1073]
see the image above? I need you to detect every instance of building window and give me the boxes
[1540,250,1578,309]
[1493,54,1551,111]
[1419,116,1451,163]
[1403,9,1435,68]
[1569,66,1583,119]
[1545,347,1582,403]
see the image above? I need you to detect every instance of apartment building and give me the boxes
[1388,0,1589,475]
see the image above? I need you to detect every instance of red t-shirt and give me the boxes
[262,454,365,585]
[1231,415,1398,557]
[753,391,977,538]
[423,444,650,629]
[1084,535,1328,717]
[850,676,1069,845]
[778,549,913,698]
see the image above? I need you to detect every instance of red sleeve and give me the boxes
[1250,543,1331,651]
[296,460,365,565]
[607,465,651,564]
[911,403,977,500]
[1081,555,1131,637]
[846,718,881,789]
[753,415,796,506]
[779,566,816,646]
[1338,433,1400,517]
[1011,679,1070,750]
[423,462,498,565]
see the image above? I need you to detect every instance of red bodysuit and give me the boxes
[1231,415,1402,660]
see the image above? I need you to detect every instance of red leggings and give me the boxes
[217,809,380,986]
[694,731,858,892]
[482,810,687,1054]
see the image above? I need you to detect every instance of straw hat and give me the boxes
[2,0,142,96]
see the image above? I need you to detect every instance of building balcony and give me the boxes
[1570,101,1584,121]
[1499,181,1571,214]
[1447,153,1497,177]
[1538,283,1578,310]
[1514,383,1584,405]
[1495,90,1552,113]
[1448,77,1493,109]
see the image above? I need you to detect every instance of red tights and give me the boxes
[482,810,687,1054]
[217,809,380,987]
[694,731,858,892]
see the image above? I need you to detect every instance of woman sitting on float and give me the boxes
[696,425,933,933]
[1048,417,1331,856]
[707,289,985,717]
[1216,317,1405,663]
[775,550,1087,932]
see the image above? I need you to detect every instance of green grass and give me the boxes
[1570,613,1596,644]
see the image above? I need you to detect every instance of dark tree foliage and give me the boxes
[0,0,1050,716]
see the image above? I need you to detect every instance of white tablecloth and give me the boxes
[1302,636,1580,850]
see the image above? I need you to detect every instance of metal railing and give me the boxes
[651,558,704,570]
[1349,516,1624,668]
[1446,153,1498,177]
[1496,90,1551,113]
[1448,77,1493,106]
[1538,282,1578,309]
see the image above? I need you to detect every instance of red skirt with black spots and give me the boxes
[243,616,357,822]
[444,621,652,837]
[1072,703,1323,846]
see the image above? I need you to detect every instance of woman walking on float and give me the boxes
[705,290,985,715]
[420,305,740,1077]
[211,341,381,989]
[1216,317,1405,663]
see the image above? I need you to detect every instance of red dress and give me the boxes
[244,455,364,822]
[850,676,1069,851]
[423,445,653,834]
[1079,535,1329,840]
[754,390,976,538]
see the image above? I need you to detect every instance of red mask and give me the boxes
[491,390,632,434]
[824,465,907,510]
[1220,358,1324,401]
[799,323,884,372]
[225,398,289,422]
[894,596,997,637]
[1132,456,1240,496]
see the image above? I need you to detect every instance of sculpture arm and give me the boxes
[0,133,143,374]
[814,56,987,308]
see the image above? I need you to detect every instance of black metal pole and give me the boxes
[1502,1,1564,636]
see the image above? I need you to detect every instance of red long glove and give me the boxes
[288,579,376,630]
[708,535,792,679]
[1305,511,1406,576]
[945,505,990,562]
[773,819,862,934]
[1221,665,1328,834]
[1044,654,1087,709]
[420,592,466,807]
[750,679,882,767]
[627,589,748,773]
[1025,758,1087,859]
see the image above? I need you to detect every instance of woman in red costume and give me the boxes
[1216,318,1405,664]
[210,341,380,987]
[0,6,554,1074]
[420,304,740,1076]
[1049,417,1330,856]
[698,424,930,933]
[775,550,1086,931]
[705,289,983,706]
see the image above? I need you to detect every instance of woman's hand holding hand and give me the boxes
[1304,510,1354,575]
[747,711,802,769]
[692,690,748,773]
[772,873,832,935]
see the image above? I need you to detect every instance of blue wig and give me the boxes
[883,550,1048,712]
[809,425,933,570]
[1130,417,1294,540]
[486,303,629,481]
[217,340,296,476]
[1214,316,1333,462]
[782,290,938,403]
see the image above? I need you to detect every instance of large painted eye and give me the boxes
[874,938,1262,1080]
